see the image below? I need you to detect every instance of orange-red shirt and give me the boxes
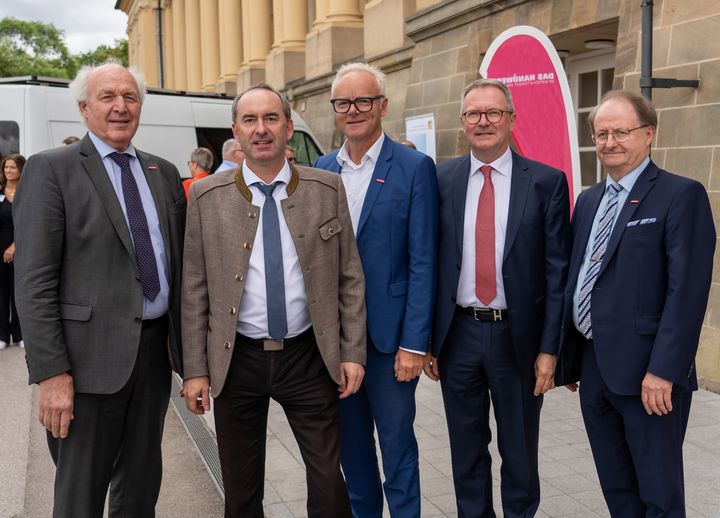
[183,171,209,200]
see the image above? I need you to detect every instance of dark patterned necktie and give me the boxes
[109,152,161,302]
[255,182,288,341]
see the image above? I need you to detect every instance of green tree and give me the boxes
[0,17,77,78]
[76,38,128,68]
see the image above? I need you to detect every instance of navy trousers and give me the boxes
[439,311,542,518]
[580,341,691,518]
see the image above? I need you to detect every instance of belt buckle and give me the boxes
[472,308,482,321]
[493,309,503,322]
[263,339,283,351]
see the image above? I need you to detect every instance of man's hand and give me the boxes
[183,376,211,415]
[338,362,365,399]
[565,383,579,393]
[533,353,557,396]
[3,243,15,263]
[423,352,440,381]
[38,372,74,439]
[394,349,424,382]
[641,372,673,416]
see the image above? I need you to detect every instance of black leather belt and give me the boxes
[142,315,167,330]
[456,305,508,322]
[236,326,314,351]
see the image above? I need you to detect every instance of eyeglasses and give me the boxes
[287,156,296,163]
[591,125,650,144]
[461,109,512,125]
[330,95,384,113]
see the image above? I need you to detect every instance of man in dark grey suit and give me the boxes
[13,62,185,517]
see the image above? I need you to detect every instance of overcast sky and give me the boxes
[0,0,127,54]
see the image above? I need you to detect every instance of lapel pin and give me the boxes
[376,178,385,184]
[148,164,158,171]
[630,199,639,204]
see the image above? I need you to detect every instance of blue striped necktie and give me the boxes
[577,183,623,339]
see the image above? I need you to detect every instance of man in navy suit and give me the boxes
[425,79,571,518]
[557,90,715,517]
[314,62,438,517]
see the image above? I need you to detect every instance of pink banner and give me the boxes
[480,26,580,208]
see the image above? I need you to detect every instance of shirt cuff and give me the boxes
[399,347,426,355]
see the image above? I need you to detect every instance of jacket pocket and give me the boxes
[319,218,342,240]
[635,316,660,335]
[390,281,408,297]
[59,303,93,321]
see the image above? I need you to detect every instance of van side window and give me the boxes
[0,121,20,157]
[289,131,322,167]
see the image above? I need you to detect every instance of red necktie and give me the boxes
[475,165,496,305]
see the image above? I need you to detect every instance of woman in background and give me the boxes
[0,153,25,350]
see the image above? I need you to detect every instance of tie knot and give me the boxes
[109,152,131,169]
[608,183,622,196]
[255,181,281,198]
[480,165,493,178]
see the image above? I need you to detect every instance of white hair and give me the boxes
[331,62,386,97]
[69,59,147,106]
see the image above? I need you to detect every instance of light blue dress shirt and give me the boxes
[89,132,170,320]
[572,157,650,330]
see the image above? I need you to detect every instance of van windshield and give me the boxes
[0,121,20,157]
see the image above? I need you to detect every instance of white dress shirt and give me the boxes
[336,133,385,233]
[89,131,170,320]
[456,147,513,310]
[236,161,311,339]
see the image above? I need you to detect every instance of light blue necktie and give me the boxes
[255,182,288,341]
[577,183,623,339]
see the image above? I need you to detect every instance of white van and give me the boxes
[0,76,324,175]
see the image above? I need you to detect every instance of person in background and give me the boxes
[62,136,80,145]
[0,153,25,350]
[183,147,213,199]
[285,145,297,164]
[400,140,417,150]
[215,137,246,172]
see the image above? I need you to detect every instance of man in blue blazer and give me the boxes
[425,79,570,518]
[314,62,438,517]
[557,90,715,517]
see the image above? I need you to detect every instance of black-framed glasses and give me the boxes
[461,109,512,125]
[330,95,384,113]
[591,125,650,144]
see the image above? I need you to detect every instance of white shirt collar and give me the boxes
[469,146,512,178]
[242,160,292,187]
[336,133,385,169]
[88,131,137,159]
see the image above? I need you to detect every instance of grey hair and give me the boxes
[460,79,515,114]
[189,147,214,171]
[231,83,292,123]
[588,89,657,133]
[331,62,387,97]
[69,59,147,106]
[221,138,240,158]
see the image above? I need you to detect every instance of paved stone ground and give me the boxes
[3,344,720,517]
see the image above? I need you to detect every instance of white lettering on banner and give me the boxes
[493,72,555,87]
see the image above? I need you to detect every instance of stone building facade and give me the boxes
[117,0,720,389]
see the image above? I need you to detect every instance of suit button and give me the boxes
[328,228,335,235]
[224,341,231,349]
[305,266,311,272]
[298,234,305,238]
[249,212,256,218]
[229,307,236,315]
[235,274,244,281]
[244,242,252,249]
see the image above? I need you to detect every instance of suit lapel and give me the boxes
[356,136,392,238]
[503,152,530,262]
[451,155,471,258]
[598,162,659,278]
[568,183,605,286]
[137,151,172,268]
[79,137,135,260]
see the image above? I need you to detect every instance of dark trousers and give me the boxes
[0,260,21,343]
[214,330,350,518]
[439,311,542,518]
[580,341,691,518]
[47,316,171,518]
[339,340,421,518]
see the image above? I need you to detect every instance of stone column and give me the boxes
[119,0,160,87]
[238,0,272,91]
[306,0,363,79]
[199,0,221,92]
[217,0,243,95]
[172,0,187,90]
[184,0,203,92]
[265,0,308,89]
[363,0,410,60]
[162,0,175,90]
